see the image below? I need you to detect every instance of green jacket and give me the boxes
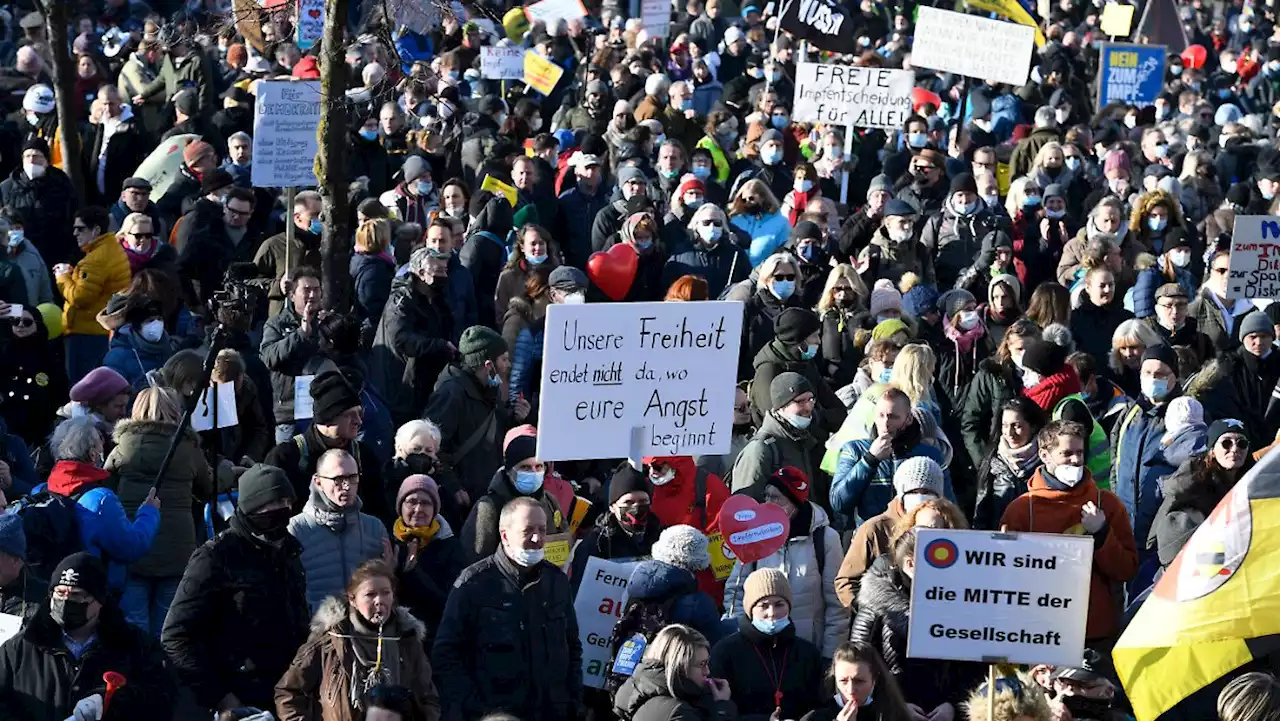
[960,357,1021,470]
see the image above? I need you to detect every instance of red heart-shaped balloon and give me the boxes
[716,495,790,564]
[586,243,638,301]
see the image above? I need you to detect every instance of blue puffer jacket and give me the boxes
[830,435,952,528]
[102,328,176,391]
[44,460,160,591]
[627,559,729,645]
[1112,396,1181,592]
[732,211,791,267]
[1130,261,1196,319]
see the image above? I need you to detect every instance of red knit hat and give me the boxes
[292,56,320,80]
[768,466,810,506]
[676,174,705,198]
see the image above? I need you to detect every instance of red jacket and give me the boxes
[646,455,731,610]
[999,468,1138,639]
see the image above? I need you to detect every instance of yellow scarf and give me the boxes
[393,518,440,544]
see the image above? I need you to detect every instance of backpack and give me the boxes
[12,490,87,580]
[605,594,681,693]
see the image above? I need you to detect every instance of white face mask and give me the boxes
[1053,463,1084,486]
[887,227,912,243]
[1169,249,1191,267]
[140,319,165,342]
[958,310,980,330]
[562,292,586,305]
[23,162,45,179]
[650,468,676,485]
[1021,369,1043,387]
[508,547,545,567]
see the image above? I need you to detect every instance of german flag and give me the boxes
[1113,450,1280,721]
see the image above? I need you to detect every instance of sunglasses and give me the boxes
[773,273,797,281]
[72,225,90,233]
[10,317,33,328]
[130,232,156,240]
[1219,437,1249,451]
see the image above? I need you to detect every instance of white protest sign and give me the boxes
[1226,215,1280,300]
[524,0,587,25]
[481,46,525,79]
[641,0,671,40]
[794,63,914,129]
[294,375,316,420]
[192,382,239,432]
[907,529,1093,667]
[0,613,21,645]
[251,81,322,188]
[536,301,743,462]
[910,7,1035,87]
[575,556,641,689]
[295,0,324,50]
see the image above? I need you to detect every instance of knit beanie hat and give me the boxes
[677,174,705,197]
[869,280,903,318]
[1141,343,1178,373]
[939,288,977,320]
[949,172,978,195]
[22,136,50,160]
[767,466,810,506]
[743,568,793,612]
[770,371,812,411]
[893,456,945,498]
[651,524,711,573]
[989,273,1022,304]
[1164,397,1205,437]
[0,514,26,561]
[237,464,296,514]
[902,284,940,317]
[396,474,441,515]
[871,318,909,341]
[609,465,653,505]
[1103,150,1130,175]
[183,139,214,166]
[459,325,509,371]
[49,552,109,603]
[503,427,538,470]
[1207,418,1247,448]
[1238,311,1274,341]
[70,367,130,407]
[1020,339,1065,376]
[310,369,361,425]
[773,308,821,345]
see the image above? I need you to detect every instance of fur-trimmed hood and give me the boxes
[1129,189,1186,233]
[111,417,200,445]
[309,595,427,640]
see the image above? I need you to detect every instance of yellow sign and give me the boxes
[544,536,571,569]
[523,50,565,96]
[707,531,736,581]
[1100,3,1135,37]
[480,175,518,207]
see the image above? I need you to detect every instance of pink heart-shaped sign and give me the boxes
[716,495,790,564]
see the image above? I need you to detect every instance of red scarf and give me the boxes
[788,187,818,225]
[1022,368,1083,411]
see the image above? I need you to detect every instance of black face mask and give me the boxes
[617,505,650,532]
[245,507,293,541]
[50,596,92,630]
[402,453,441,476]
[1060,694,1112,720]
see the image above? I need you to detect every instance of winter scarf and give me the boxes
[121,241,159,273]
[998,438,1040,477]
[393,517,440,544]
[943,313,986,354]
[788,187,818,225]
[1022,369,1083,411]
[308,484,352,532]
[338,608,405,712]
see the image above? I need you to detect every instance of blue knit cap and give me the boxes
[902,284,941,317]
[0,514,26,561]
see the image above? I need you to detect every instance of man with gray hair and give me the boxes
[1010,106,1063,179]
[433,496,582,721]
[40,415,161,591]
[222,131,253,187]
[370,246,458,426]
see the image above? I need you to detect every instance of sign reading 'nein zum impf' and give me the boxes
[536,301,743,462]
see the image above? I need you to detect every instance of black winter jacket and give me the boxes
[569,512,662,597]
[369,275,456,424]
[709,617,825,721]
[960,358,1022,473]
[740,287,804,380]
[263,423,390,522]
[0,165,77,266]
[974,449,1042,530]
[0,603,176,721]
[392,516,465,648]
[614,660,737,721]
[1070,296,1133,369]
[432,548,583,721]
[258,303,324,425]
[423,364,514,507]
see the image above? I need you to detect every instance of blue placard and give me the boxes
[1098,43,1166,108]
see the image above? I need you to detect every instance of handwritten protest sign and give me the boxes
[717,495,789,563]
[481,46,525,79]
[252,81,321,187]
[910,7,1035,87]
[575,557,640,689]
[1227,216,1280,300]
[794,63,913,129]
[524,0,587,25]
[536,301,743,462]
[908,529,1093,667]
[524,51,566,95]
[294,375,315,420]
[296,0,324,50]
[1097,43,1165,107]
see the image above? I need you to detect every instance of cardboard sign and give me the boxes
[1097,43,1166,108]
[574,556,641,689]
[294,375,316,420]
[536,301,744,462]
[910,7,1036,87]
[707,530,736,581]
[793,63,914,129]
[1226,216,1280,299]
[715,495,789,564]
[523,0,588,25]
[523,51,566,95]
[192,382,239,432]
[641,0,671,40]
[481,46,525,80]
[251,81,321,188]
[907,529,1093,667]
[1100,3,1136,36]
[295,0,324,50]
[545,536,572,568]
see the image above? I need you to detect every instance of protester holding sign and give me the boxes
[569,468,660,595]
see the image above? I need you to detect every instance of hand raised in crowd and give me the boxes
[0,460,11,491]
[53,263,73,277]
[453,488,470,507]
[513,395,531,423]
[1081,501,1107,534]
[381,537,396,566]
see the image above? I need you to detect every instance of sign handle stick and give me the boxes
[763,1,790,97]
[955,78,970,149]
[840,125,854,207]
[628,426,645,470]
[987,664,995,721]
[284,186,296,280]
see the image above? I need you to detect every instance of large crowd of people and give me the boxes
[0,0,1279,719]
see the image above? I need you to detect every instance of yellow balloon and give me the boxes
[37,302,63,339]
[503,7,530,43]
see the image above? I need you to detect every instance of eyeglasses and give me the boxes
[403,497,435,509]
[225,206,252,219]
[734,404,749,413]
[773,273,797,281]
[1157,301,1188,311]
[973,161,995,169]
[317,473,360,488]
[1219,437,1249,451]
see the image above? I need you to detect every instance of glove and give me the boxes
[69,693,104,721]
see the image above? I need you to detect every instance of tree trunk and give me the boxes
[316,0,352,313]
[42,0,87,204]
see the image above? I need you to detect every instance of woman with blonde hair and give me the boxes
[614,624,736,721]
[963,673,1052,721]
[351,217,396,325]
[890,344,937,414]
[1108,318,1161,398]
[729,178,790,267]
[107,385,218,637]
[817,264,870,387]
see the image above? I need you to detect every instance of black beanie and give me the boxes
[949,172,978,195]
[310,369,361,424]
[1141,343,1178,372]
[504,433,538,470]
[237,463,296,514]
[1021,339,1065,375]
[49,552,109,603]
[609,465,652,505]
[22,136,50,160]
[773,308,821,345]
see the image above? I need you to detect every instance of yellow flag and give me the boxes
[481,175,518,207]
[964,0,1047,48]
[1114,451,1280,720]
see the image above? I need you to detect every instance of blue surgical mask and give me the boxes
[513,469,544,494]
[635,239,653,252]
[692,166,712,180]
[800,345,817,360]
[525,252,548,265]
[1065,157,1081,171]
[308,218,323,235]
[6,230,23,248]
[771,279,795,300]
[771,114,789,130]
[660,167,680,180]
[798,244,816,261]
[680,98,693,111]
[360,129,378,141]
[487,371,502,388]
[685,197,704,210]
[1148,216,1168,232]
[751,616,791,635]
[907,132,928,149]
[1024,195,1042,207]
[781,411,811,429]
[959,200,979,215]
[877,367,893,383]
[1141,376,1172,401]
[762,147,783,166]
[416,180,433,196]
[795,179,814,193]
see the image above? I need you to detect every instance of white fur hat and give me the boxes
[652,524,711,573]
